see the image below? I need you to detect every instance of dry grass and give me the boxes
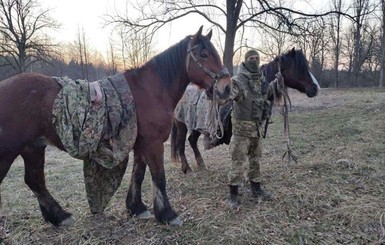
[0,88,385,244]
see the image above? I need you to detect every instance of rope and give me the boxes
[273,62,298,164]
[206,94,224,139]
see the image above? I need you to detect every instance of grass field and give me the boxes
[0,88,384,244]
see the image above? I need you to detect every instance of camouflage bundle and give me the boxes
[52,74,137,213]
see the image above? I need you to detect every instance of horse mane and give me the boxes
[267,49,309,105]
[262,56,283,105]
[149,36,190,87]
[280,49,309,76]
[134,34,220,88]
[123,37,190,87]
[152,35,220,87]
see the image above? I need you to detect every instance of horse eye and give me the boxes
[200,52,209,59]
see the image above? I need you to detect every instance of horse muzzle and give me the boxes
[306,83,319,98]
[213,77,231,104]
[306,72,320,98]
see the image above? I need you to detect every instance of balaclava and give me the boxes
[244,49,260,73]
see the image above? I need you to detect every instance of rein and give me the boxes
[185,38,229,139]
[272,59,298,164]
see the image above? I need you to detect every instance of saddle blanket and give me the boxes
[174,84,211,134]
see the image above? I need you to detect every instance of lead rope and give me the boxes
[274,61,298,164]
[206,81,225,139]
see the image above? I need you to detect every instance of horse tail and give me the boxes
[170,118,180,163]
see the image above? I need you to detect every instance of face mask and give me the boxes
[245,60,259,73]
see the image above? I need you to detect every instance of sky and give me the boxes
[41,0,206,56]
[40,0,329,61]
[42,0,110,51]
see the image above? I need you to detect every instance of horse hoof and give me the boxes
[169,217,183,226]
[136,211,154,220]
[182,168,193,175]
[60,216,76,226]
[226,199,240,210]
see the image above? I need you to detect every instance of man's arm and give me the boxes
[230,78,243,102]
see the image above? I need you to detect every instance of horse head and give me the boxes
[186,26,231,104]
[278,48,320,97]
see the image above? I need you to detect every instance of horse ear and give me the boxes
[192,26,204,44]
[290,47,296,56]
[206,29,213,40]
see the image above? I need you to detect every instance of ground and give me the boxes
[0,88,384,244]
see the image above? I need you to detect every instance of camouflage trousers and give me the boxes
[228,135,262,186]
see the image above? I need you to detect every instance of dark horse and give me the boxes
[0,27,231,226]
[171,48,320,174]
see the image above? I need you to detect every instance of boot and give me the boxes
[226,185,240,209]
[250,181,272,200]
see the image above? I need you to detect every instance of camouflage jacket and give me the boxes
[231,64,264,137]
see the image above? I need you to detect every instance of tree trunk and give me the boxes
[379,0,385,88]
[223,0,242,75]
[223,27,236,75]
[333,0,342,88]
[19,48,26,73]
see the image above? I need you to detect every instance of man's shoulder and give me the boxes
[232,71,250,82]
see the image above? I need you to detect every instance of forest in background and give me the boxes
[0,0,384,88]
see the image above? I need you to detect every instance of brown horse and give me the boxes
[171,48,320,174]
[0,27,231,226]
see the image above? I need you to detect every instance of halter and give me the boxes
[185,38,230,99]
[185,38,230,140]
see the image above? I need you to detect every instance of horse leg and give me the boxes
[0,154,18,184]
[144,142,180,225]
[188,130,206,169]
[0,153,19,207]
[21,144,74,226]
[175,122,193,174]
[126,151,152,219]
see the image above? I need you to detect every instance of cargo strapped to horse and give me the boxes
[52,74,138,213]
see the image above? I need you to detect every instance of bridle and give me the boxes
[185,38,230,140]
[185,38,230,100]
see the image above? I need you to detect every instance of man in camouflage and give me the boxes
[227,49,272,209]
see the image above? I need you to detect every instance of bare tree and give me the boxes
[379,0,385,88]
[363,25,381,83]
[105,39,118,75]
[259,26,288,60]
[352,0,374,86]
[67,27,92,80]
[105,0,354,74]
[343,26,355,79]
[329,0,343,87]
[258,0,291,60]
[79,27,89,80]
[0,0,59,73]
[109,27,155,69]
[123,29,154,67]
[303,18,329,81]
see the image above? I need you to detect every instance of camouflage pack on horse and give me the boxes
[0,27,231,226]
[52,74,137,212]
[174,83,232,144]
[171,48,320,174]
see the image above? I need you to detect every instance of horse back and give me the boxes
[0,73,63,153]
